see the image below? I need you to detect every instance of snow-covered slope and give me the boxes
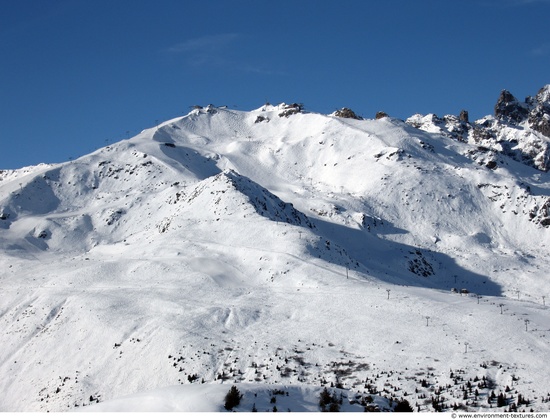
[1,99,549,412]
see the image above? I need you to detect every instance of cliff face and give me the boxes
[406,85,550,171]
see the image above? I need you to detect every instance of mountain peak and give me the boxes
[187,169,314,228]
[494,89,528,123]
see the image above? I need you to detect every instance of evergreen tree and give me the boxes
[497,392,506,408]
[224,385,242,411]
[328,402,341,412]
[319,387,341,412]
[394,398,414,412]
[319,387,332,410]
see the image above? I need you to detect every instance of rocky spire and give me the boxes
[494,89,528,123]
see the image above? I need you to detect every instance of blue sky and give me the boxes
[1,0,549,169]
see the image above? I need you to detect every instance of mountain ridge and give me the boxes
[406,84,550,172]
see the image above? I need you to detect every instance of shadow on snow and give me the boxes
[309,216,502,297]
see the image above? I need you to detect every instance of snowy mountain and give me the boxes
[1,92,550,412]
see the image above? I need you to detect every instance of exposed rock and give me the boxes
[529,197,550,227]
[528,109,550,137]
[407,250,434,277]
[494,90,528,123]
[472,125,495,143]
[255,116,269,123]
[37,230,49,239]
[278,103,304,118]
[486,160,497,170]
[406,86,550,172]
[527,85,550,137]
[375,111,389,119]
[333,107,362,120]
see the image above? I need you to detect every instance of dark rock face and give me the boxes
[472,126,495,143]
[407,250,434,277]
[375,111,389,119]
[492,85,550,137]
[529,197,550,228]
[459,110,469,123]
[255,115,269,124]
[333,107,363,120]
[486,160,497,170]
[528,86,550,137]
[529,110,550,137]
[494,90,528,123]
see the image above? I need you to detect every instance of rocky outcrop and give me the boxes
[278,103,304,118]
[333,107,363,120]
[494,90,529,123]
[493,86,550,135]
[406,85,550,172]
[528,86,550,137]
